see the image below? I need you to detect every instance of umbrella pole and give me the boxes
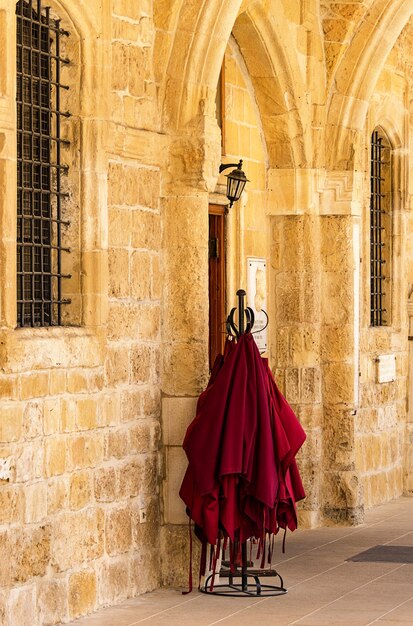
[237,291,250,593]
[241,542,248,592]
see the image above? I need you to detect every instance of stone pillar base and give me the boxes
[160,525,201,588]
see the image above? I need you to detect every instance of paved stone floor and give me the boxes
[67,497,413,626]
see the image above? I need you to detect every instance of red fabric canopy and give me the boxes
[180,332,306,554]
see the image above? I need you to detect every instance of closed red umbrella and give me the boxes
[179,300,306,595]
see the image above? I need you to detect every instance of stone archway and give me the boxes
[155,2,329,566]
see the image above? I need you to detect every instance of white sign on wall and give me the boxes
[247,257,268,352]
[376,354,396,383]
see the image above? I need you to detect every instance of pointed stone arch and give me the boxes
[158,0,309,169]
[232,2,308,168]
[326,0,413,170]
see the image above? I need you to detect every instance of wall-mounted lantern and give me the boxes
[219,160,249,209]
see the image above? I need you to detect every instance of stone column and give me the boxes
[320,170,363,524]
[268,168,323,528]
[160,112,221,585]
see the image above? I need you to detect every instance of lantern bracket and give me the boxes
[219,161,242,174]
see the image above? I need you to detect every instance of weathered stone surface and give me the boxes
[47,477,67,515]
[49,370,67,396]
[129,419,160,454]
[69,470,93,510]
[51,510,104,572]
[24,482,47,523]
[99,393,121,427]
[108,248,130,298]
[162,397,197,446]
[68,569,97,620]
[0,590,6,626]
[130,549,160,595]
[132,497,160,547]
[105,507,132,555]
[8,585,36,626]
[11,525,51,583]
[0,485,23,525]
[162,342,208,396]
[66,370,88,394]
[131,210,161,249]
[44,437,66,477]
[117,459,144,498]
[160,525,200,588]
[66,434,104,471]
[20,373,49,400]
[0,376,17,400]
[37,579,67,626]
[98,559,129,604]
[104,428,129,460]
[119,388,142,421]
[0,531,11,587]
[130,345,153,384]
[75,398,99,431]
[107,302,161,343]
[94,467,116,502]
[43,399,60,436]
[105,345,130,387]
[0,405,23,443]
[130,251,151,300]
[23,402,43,439]
[323,362,355,404]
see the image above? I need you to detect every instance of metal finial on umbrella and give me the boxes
[226,289,268,346]
[226,289,255,338]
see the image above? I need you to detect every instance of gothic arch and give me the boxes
[158,0,309,169]
[326,0,413,169]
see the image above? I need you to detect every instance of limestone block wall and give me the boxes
[0,1,164,624]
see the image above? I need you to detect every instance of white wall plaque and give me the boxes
[247,258,268,352]
[376,354,396,383]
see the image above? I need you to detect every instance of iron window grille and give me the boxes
[16,0,71,327]
[370,130,389,327]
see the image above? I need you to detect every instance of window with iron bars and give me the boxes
[16,0,71,327]
[370,129,392,327]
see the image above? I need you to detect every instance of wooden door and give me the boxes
[209,204,226,369]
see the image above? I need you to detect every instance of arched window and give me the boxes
[370,128,392,326]
[16,0,73,327]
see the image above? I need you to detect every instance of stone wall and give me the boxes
[0,1,163,624]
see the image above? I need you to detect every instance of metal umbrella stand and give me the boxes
[180,289,306,598]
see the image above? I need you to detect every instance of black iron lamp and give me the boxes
[219,160,249,208]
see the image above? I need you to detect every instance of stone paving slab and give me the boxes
[64,497,413,626]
